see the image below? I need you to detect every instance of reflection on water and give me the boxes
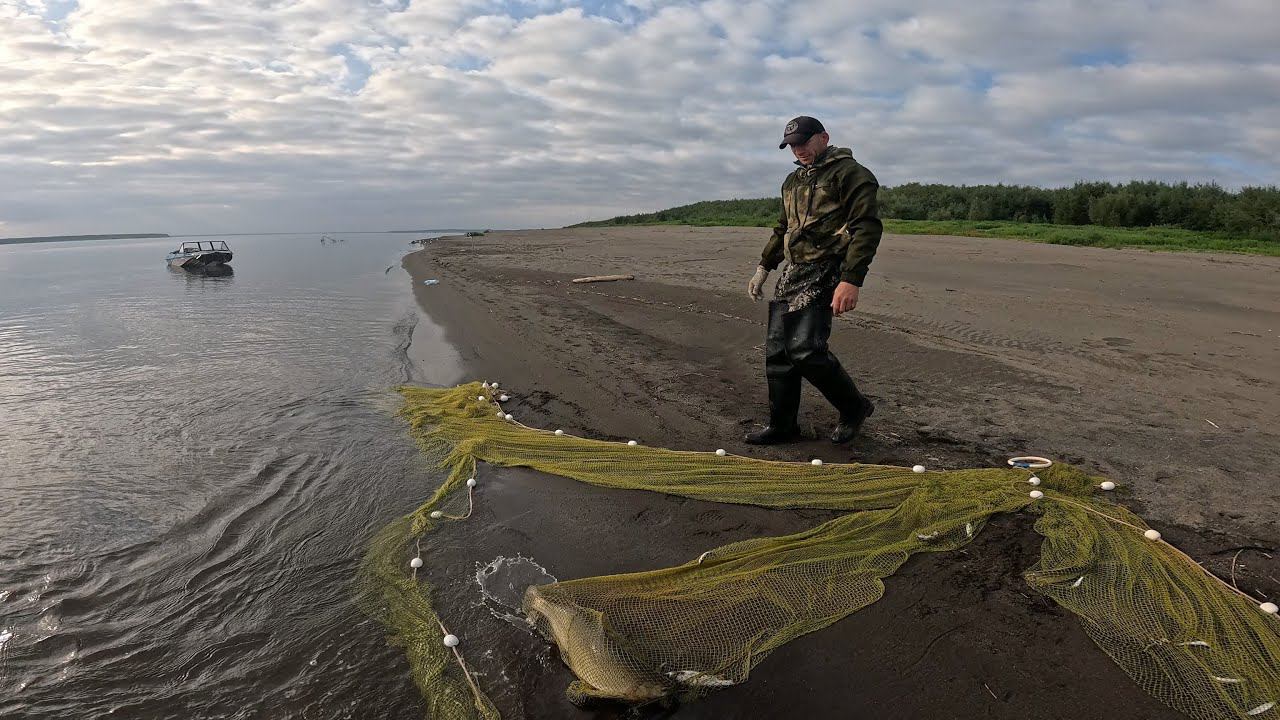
[168,264,235,281]
[0,233,462,719]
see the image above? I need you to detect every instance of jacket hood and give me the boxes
[795,145,853,170]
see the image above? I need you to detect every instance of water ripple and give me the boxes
[0,233,448,719]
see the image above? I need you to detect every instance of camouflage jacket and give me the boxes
[759,146,883,287]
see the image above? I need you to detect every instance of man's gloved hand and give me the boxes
[748,266,769,301]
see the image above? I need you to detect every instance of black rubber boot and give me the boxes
[745,301,802,445]
[806,355,873,444]
[784,302,874,444]
[744,375,802,444]
[830,395,874,444]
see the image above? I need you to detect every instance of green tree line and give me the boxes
[575,181,1280,243]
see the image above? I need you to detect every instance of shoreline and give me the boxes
[400,226,1277,718]
[0,232,170,245]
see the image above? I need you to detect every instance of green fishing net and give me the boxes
[356,383,1279,719]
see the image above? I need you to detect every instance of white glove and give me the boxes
[747,266,769,301]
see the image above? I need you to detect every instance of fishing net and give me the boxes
[356,382,1279,719]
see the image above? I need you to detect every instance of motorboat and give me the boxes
[165,240,233,271]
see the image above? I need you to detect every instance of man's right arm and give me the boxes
[759,195,787,271]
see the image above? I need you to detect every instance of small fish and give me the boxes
[1212,676,1243,684]
[670,670,735,687]
[1178,640,1210,648]
[1071,576,1085,588]
[965,522,974,537]
[1246,702,1275,716]
[916,532,938,541]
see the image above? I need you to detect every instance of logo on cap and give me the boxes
[785,120,799,134]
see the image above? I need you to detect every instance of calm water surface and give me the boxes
[0,233,464,718]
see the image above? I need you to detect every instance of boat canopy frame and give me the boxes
[175,240,231,253]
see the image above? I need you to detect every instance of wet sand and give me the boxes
[403,227,1279,719]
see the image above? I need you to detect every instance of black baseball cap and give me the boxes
[779,116,825,149]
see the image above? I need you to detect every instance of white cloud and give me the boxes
[0,0,1277,236]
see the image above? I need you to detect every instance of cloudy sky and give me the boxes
[2,0,1277,236]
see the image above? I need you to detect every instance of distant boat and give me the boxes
[166,240,233,271]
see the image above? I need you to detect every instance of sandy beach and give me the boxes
[403,227,1279,719]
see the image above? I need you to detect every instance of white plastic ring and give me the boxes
[1008,456,1053,469]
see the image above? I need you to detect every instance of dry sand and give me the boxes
[403,226,1279,719]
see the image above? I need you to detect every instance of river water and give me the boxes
[0,233,464,718]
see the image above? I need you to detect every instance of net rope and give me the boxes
[356,383,1279,719]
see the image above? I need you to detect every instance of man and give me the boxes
[744,116,882,445]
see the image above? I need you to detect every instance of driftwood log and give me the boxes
[570,274,635,284]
